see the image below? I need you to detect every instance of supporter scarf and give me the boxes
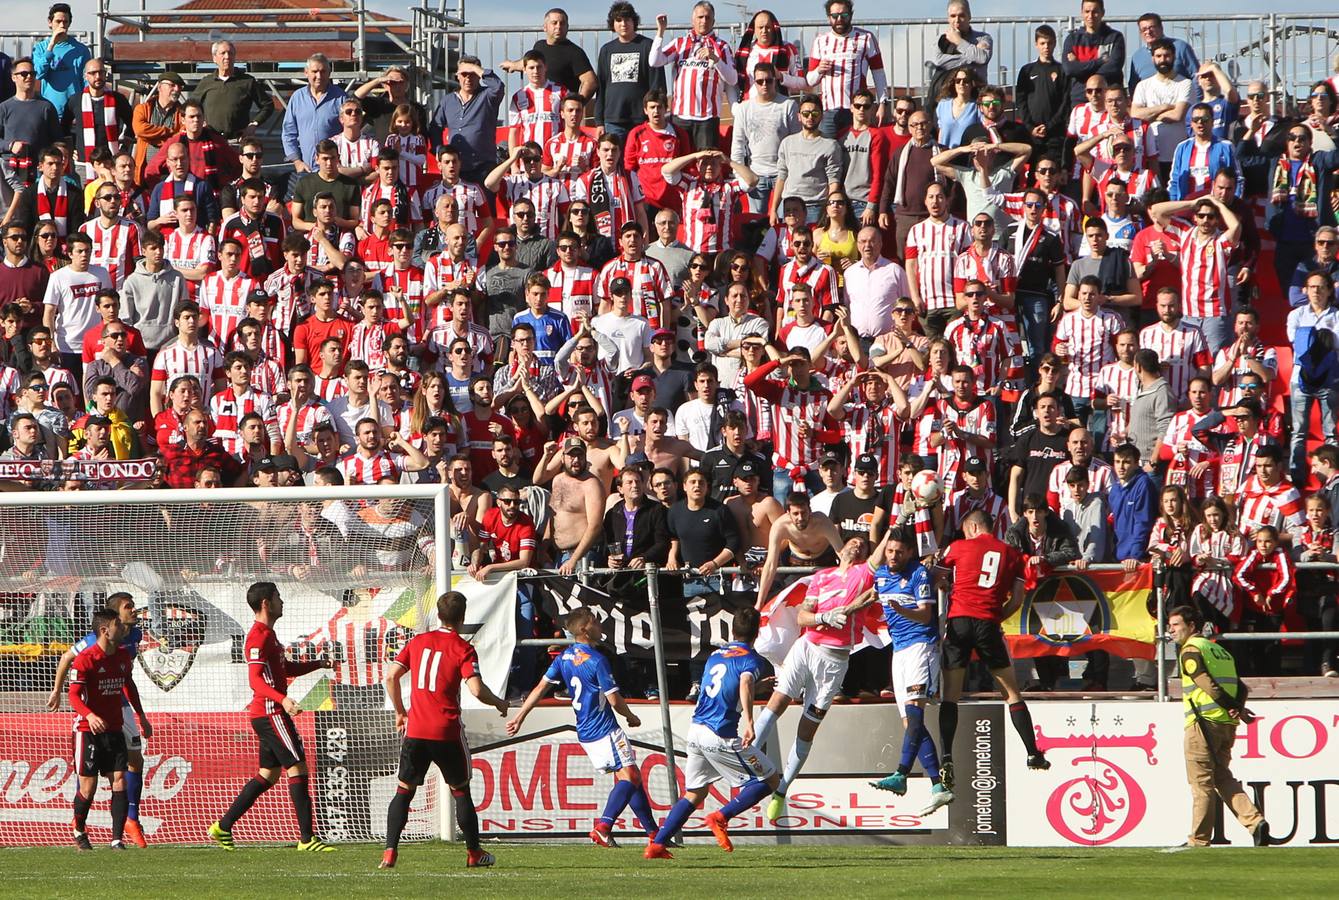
[195,135,220,181]
[1272,155,1317,217]
[158,174,198,221]
[35,179,69,236]
[81,89,120,158]
[587,166,614,237]
[893,140,944,210]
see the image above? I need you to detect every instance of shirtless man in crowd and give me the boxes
[547,438,608,576]
[621,407,700,476]
[539,406,623,489]
[726,458,784,594]
[754,489,844,608]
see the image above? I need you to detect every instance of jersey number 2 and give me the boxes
[978,551,1001,588]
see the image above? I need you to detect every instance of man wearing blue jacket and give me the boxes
[1168,103,1242,201]
[32,4,90,114]
[1109,442,1155,572]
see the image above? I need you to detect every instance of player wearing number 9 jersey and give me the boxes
[506,607,659,848]
[936,511,1050,790]
[380,591,510,870]
[645,608,779,859]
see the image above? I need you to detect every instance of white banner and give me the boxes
[1005,700,1339,847]
[450,571,518,709]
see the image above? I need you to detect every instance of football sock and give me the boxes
[385,785,414,850]
[110,790,128,842]
[917,730,942,782]
[901,705,927,772]
[653,798,695,845]
[221,777,271,831]
[600,778,635,827]
[752,708,777,747]
[720,778,773,820]
[627,783,657,835]
[289,774,315,842]
[1009,702,1041,756]
[939,701,959,758]
[125,769,142,822]
[452,788,482,852]
[779,737,812,795]
[72,791,93,831]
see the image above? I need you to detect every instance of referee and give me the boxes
[1168,606,1270,847]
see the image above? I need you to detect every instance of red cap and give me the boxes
[651,328,675,341]
[631,374,655,392]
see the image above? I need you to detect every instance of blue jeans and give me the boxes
[746,174,776,217]
[805,201,825,225]
[820,108,852,139]
[1290,385,1338,483]
[683,577,721,684]
[1016,291,1054,378]
[1072,396,1093,428]
[1183,313,1232,355]
[510,581,538,694]
[772,467,825,503]
[602,122,630,140]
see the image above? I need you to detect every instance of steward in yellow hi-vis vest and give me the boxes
[1168,606,1269,848]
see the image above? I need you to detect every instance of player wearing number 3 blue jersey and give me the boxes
[645,608,779,859]
[507,607,658,848]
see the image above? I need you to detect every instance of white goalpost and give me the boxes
[0,483,489,847]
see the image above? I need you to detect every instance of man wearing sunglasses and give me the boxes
[731,62,799,218]
[1167,102,1242,202]
[0,57,62,211]
[806,0,887,136]
[1266,124,1339,300]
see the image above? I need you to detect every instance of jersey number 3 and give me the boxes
[978,551,1001,588]
[703,662,728,699]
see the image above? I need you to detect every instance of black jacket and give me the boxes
[1006,512,1080,568]
[603,499,671,565]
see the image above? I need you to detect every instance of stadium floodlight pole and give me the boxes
[645,565,681,804]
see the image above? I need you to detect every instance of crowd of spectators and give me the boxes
[0,0,1337,695]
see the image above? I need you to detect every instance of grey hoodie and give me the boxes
[120,259,187,351]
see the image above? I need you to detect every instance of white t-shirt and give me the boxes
[591,312,652,371]
[609,406,675,439]
[1132,75,1195,162]
[325,394,395,447]
[674,397,718,452]
[42,264,112,354]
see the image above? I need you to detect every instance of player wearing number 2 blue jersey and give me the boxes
[645,608,780,860]
[507,607,658,848]
[868,530,954,815]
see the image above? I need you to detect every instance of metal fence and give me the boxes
[422,13,1339,116]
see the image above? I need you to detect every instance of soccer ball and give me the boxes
[910,470,943,505]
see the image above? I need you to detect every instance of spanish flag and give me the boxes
[1002,565,1158,660]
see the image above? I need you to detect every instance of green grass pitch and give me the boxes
[4,843,1335,898]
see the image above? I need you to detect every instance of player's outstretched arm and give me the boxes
[465,674,509,717]
[46,647,78,711]
[608,689,640,729]
[505,679,553,735]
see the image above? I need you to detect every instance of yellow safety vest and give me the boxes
[1181,635,1242,727]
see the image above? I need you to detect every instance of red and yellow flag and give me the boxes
[1002,565,1158,659]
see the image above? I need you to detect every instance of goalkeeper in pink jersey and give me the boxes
[751,532,886,822]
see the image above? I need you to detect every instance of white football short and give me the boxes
[774,638,850,712]
[580,727,637,773]
[683,722,776,791]
[891,641,940,714]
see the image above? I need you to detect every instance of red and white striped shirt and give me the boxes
[594,256,671,328]
[1138,320,1212,403]
[360,181,422,232]
[79,217,140,289]
[1161,408,1217,499]
[944,315,1014,394]
[840,403,900,486]
[251,354,286,396]
[1177,139,1218,198]
[1092,116,1159,171]
[1093,166,1161,212]
[1094,360,1139,449]
[339,449,404,485]
[743,364,834,476]
[421,180,489,236]
[312,372,348,402]
[998,191,1081,261]
[677,176,747,254]
[509,81,567,146]
[1055,308,1123,398]
[1236,475,1304,536]
[164,227,217,299]
[423,256,479,329]
[1217,432,1270,499]
[502,173,567,239]
[1047,458,1115,513]
[1067,103,1107,179]
[1190,524,1245,617]
[349,321,401,371]
[807,27,885,111]
[381,131,428,189]
[1212,340,1277,407]
[545,262,596,320]
[946,488,1010,538]
[381,265,428,343]
[952,245,1020,332]
[1165,219,1234,318]
[334,133,381,171]
[656,31,735,120]
[935,395,996,493]
[151,338,225,399]
[775,256,839,323]
[198,270,257,347]
[210,386,278,455]
[426,322,493,374]
[276,399,333,446]
[543,132,597,190]
[570,167,643,239]
[263,266,317,336]
[904,216,969,311]
[306,227,357,273]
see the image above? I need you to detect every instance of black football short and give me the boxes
[74,730,128,777]
[252,713,306,770]
[943,616,1012,671]
[398,736,471,787]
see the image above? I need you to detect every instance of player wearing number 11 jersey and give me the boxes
[507,607,658,848]
[937,512,1050,789]
[381,591,509,869]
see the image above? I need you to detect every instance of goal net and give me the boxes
[0,483,518,848]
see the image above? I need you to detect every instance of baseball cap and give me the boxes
[853,453,879,473]
[252,455,278,473]
[272,454,301,472]
[819,449,842,468]
[618,221,644,235]
[246,288,271,306]
[962,456,988,474]
[84,414,112,427]
[563,437,587,454]
[734,458,761,479]
[609,276,632,296]
[651,328,675,341]
[631,374,654,392]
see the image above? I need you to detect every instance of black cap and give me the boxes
[252,455,278,472]
[84,414,112,427]
[246,288,271,306]
[853,453,879,473]
[609,276,632,295]
[962,456,988,474]
[734,458,761,479]
[272,454,301,472]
